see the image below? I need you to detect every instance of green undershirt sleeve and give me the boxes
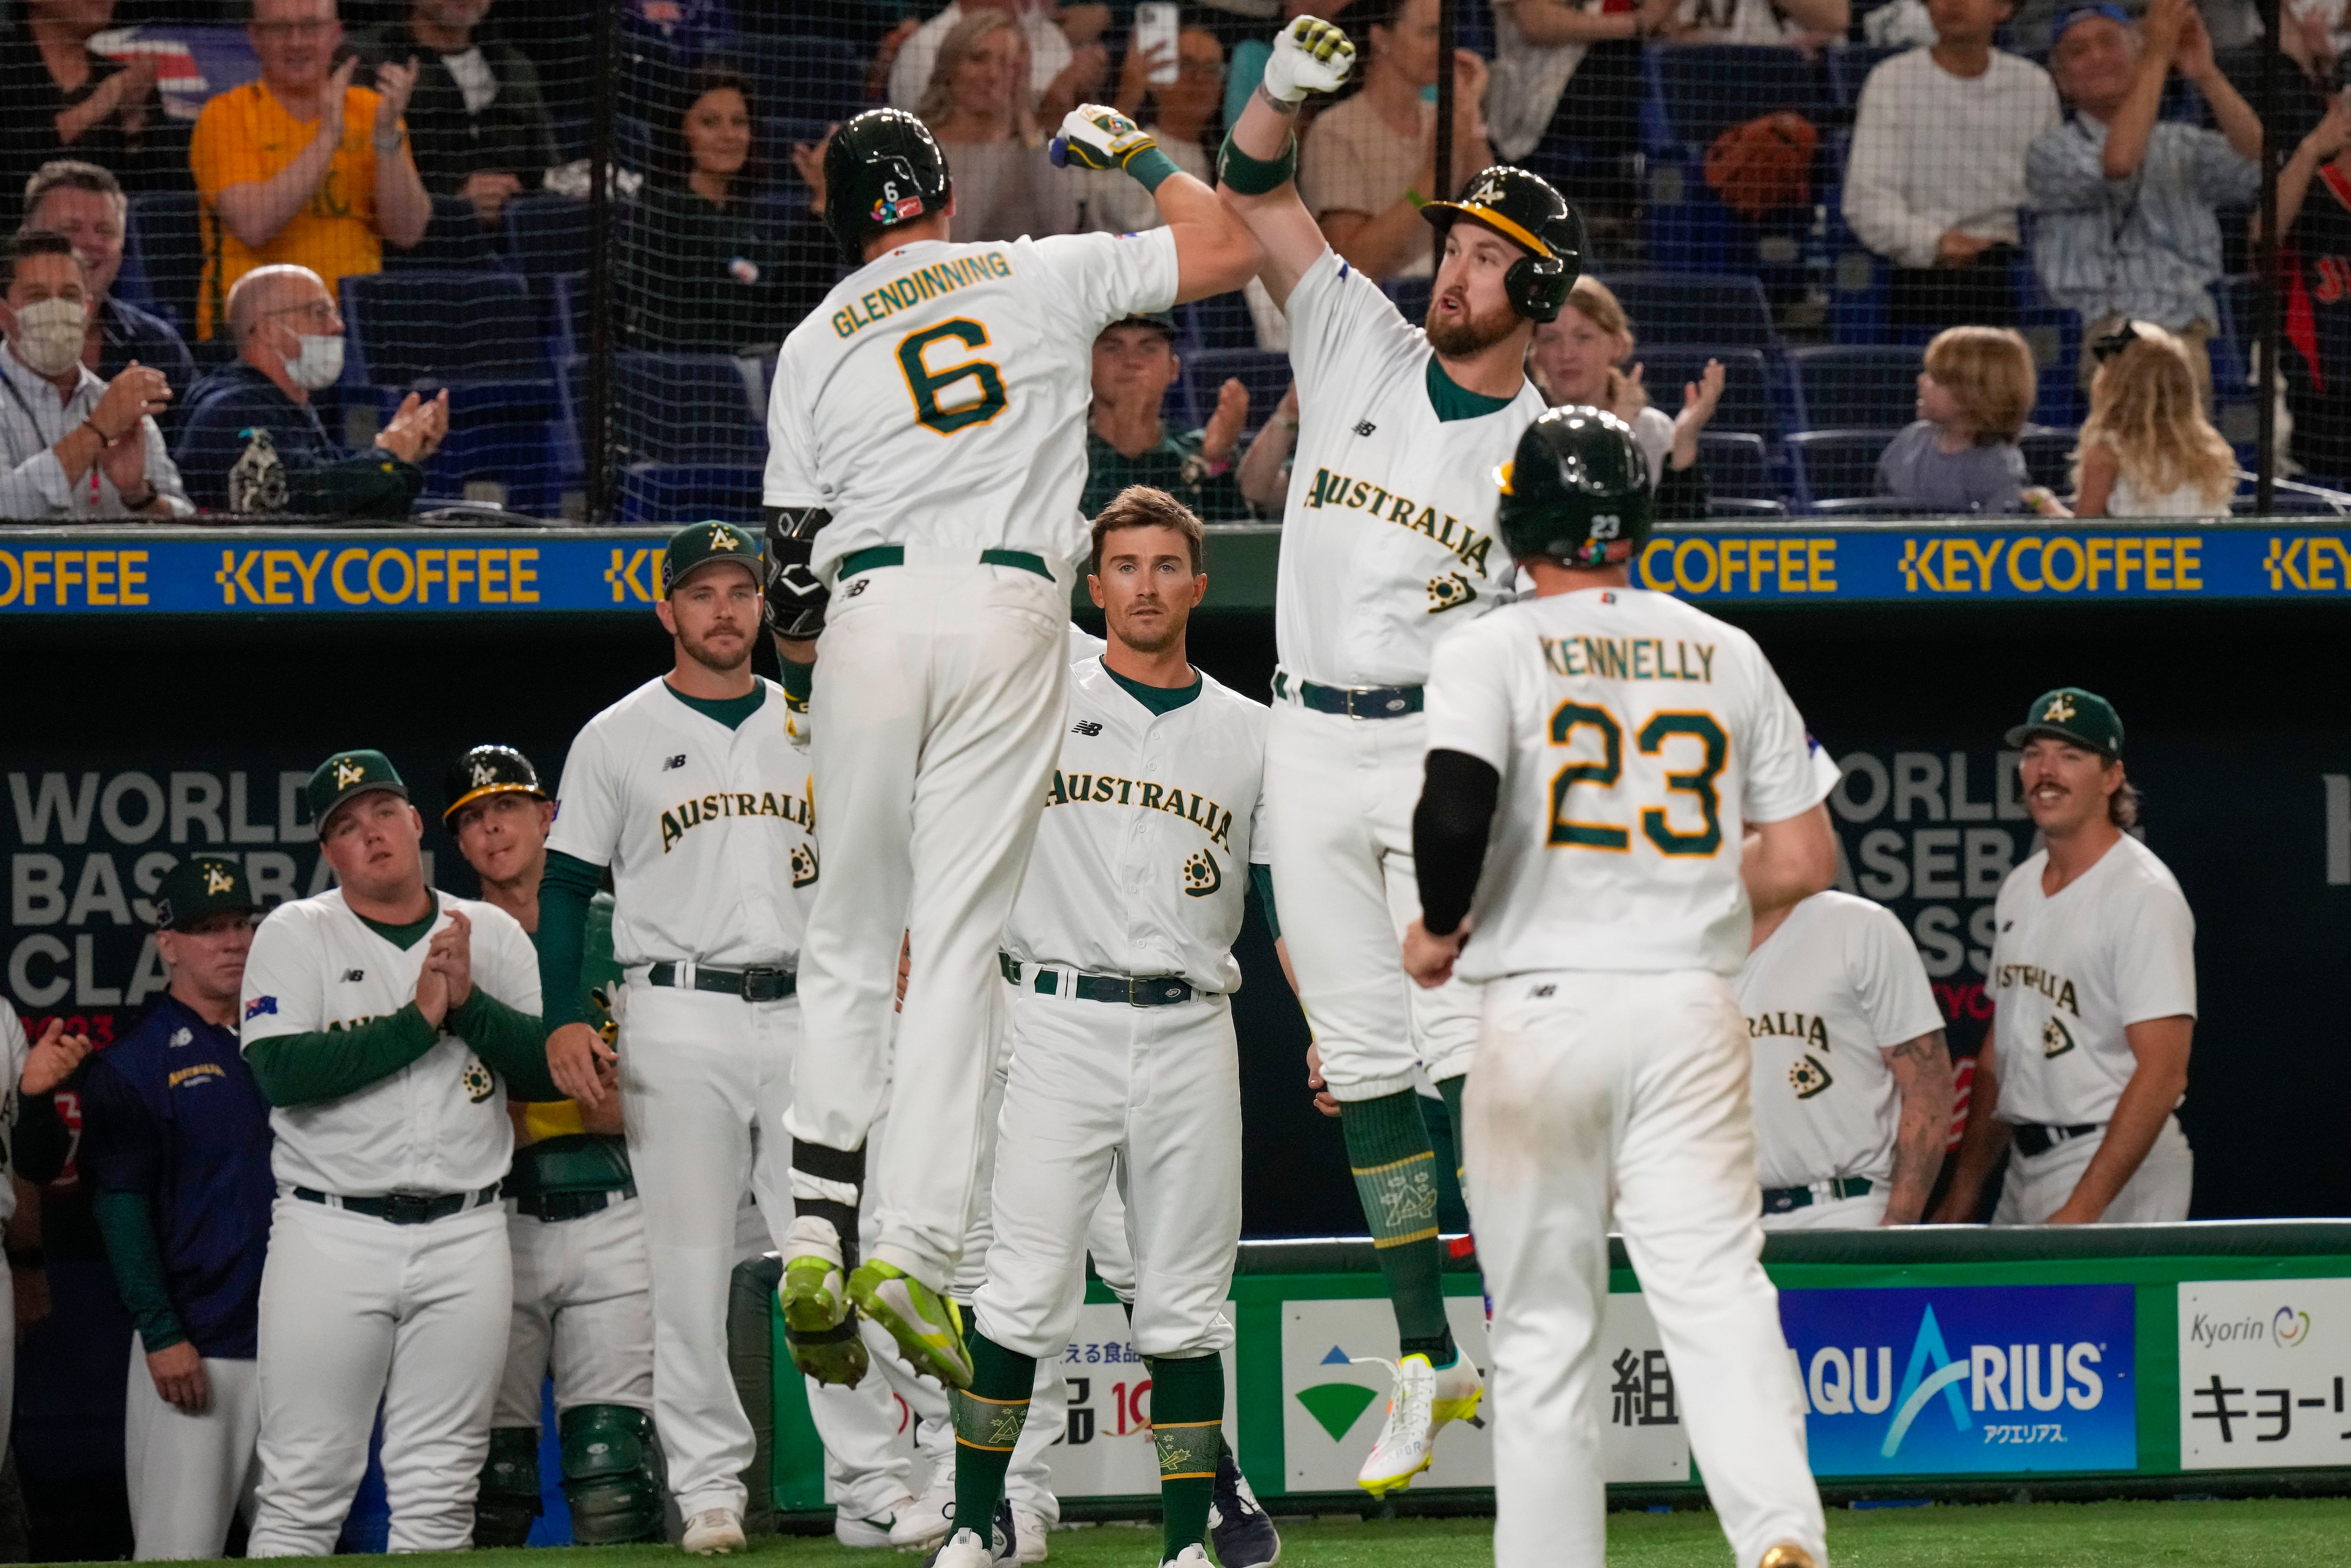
[90,1190,188,1353]
[244,1005,441,1108]
[536,851,606,1034]
[1247,861,1280,940]
[450,989,560,1102]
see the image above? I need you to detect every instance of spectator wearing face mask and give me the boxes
[20,158,197,435]
[173,262,446,515]
[0,228,186,519]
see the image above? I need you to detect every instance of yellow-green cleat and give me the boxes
[850,1258,973,1388]
[780,1219,868,1385]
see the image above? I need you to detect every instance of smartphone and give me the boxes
[1136,2,1180,87]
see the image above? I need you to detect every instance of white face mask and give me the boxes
[284,331,345,391]
[10,296,88,378]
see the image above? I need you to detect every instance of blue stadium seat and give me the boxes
[617,463,765,524]
[1825,44,1904,114]
[1385,276,1434,328]
[1636,347,1779,440]
[1786,344,1920,430]
[607,350,767,466]
[2019,425,2076,493]
[1809,496,1946,516]
[1600,273,1778,349]
[385,193,504,272]
[1785,428,1901,510]
[1646,46,1830,156]
[124,191,204,339]
[1707,496,1791,518]
[1697,431,1776,501]
[1183,347,1292,439]
[718,34,867,127]
[1180,291,1261,351]
[505,195,593,281]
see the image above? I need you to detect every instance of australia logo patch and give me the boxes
[1181,846,1222,898]
[1789,1054,1834,1099]
[1427,570,1477,614]
[2041,1016,2075,1058]
[791,842,820,888]
[461,1055,497,1103]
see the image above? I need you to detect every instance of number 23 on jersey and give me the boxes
[1546,701,1729,857]
[896,319,1008,435]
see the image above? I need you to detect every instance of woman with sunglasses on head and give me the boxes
[2070,320,2237,517]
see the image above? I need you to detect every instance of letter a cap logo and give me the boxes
[2005,686,2124,758]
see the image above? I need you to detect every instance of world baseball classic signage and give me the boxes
[2178,1279,2351,1469]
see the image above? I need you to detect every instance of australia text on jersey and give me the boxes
[828,250,1014,339]
[1300,468,1497,577]
[1543,635,1717,683]
[657,788,814,854]
[1042,770,1237,849]
[1994,962,2079,1016]
[1749,1010,1831,1051]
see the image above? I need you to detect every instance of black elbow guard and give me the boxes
[763,505,832,639]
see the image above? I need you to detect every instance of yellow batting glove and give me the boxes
[1262,16,1357,104]
[1050,103,1159,171]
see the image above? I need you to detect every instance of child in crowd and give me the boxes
[1527,275,1724,519]
[1874,325,2040,513]
[2070,322,2240,517]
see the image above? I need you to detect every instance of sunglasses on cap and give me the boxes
[2090,321,2143,364]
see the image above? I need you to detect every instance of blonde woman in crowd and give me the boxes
[2070,322,2237,516]
[915,7,1078,242]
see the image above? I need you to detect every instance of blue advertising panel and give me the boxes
[1778,1285,2136,1475]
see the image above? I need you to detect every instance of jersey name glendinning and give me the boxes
[829,250,1014,338]
[1300,466,1497,575]
[1541,635,1717,683]
[657,788,814,854]
[1042,769,1237,847]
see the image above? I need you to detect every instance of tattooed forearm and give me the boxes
[1881,1029,1954,1224]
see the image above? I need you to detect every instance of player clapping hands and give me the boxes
[413,908,473,1028]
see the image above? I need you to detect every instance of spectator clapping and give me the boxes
[353,0,562,230]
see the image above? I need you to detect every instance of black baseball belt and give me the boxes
[511,1182,638,1222]
[999,953,1194,1007]
[293,1184,502,1225]
[1273,668,1424,719]
[1761,1175,1875,1214]
[2011,1121,2103,1158]
[646,960,797,1002]
[836,544,1052,583]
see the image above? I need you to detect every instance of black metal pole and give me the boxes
[2255,0,2281,513]
[583,0,617,524]
[1434,0,1458,270]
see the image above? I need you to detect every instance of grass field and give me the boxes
[214,1497,2349,1568]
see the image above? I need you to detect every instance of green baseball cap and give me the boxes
[307,749,409,833]
[152,854,256,930]
[661,520,763,595]
[1105,311,1179,338]
[2006,686,2124,758]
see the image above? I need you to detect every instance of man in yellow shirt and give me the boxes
[190,0,431,340]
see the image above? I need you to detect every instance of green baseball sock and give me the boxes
[1148,1352,1223,1560]
[1341,1089,1456,1368]
[1438,1072,1470,1206]
[950,1331,1035,1539]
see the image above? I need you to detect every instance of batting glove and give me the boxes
[1261,16,1356,105]
[1050,104,1159,172]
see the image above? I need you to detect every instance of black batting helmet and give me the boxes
[1495,407,1654,568]
[1421,166,1586,323]
[442,744,548,827]
[822,109,952,264]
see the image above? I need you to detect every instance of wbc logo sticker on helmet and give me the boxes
[870,193,924,224]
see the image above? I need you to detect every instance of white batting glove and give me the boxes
[1050,103,1159,172]
[1261,16,1356,105]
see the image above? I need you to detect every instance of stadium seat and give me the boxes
[1785,427,1901,510]
[385,193,504,272]
[1637,347,1779,440]
[1182,347,1293,439]
[1385,276,1434,328]
[505,195,593,281]
[1825,44,1904,114]
[1646,46,1831,156]
[1786,344,1920,430]
[124,191,204,339]
[607,351,767,467]
[616,462,765,524]
[1809,496,1947,516]
[1697,431,1776,502]
[1180,291,1261,351]
[1599,273,1778,349]
[1707,496,1791,518]
[2019,425,2076,493]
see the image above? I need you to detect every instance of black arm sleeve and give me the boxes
[1412,749,1502,939]
[1656,449,1709,522]
[12,1089,71,1186]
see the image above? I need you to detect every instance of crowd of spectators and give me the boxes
[1,0,2347,521]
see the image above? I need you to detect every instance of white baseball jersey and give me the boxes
[1424,585,1827,981]
[764,229,1181,579]
[1736,891,1945,1189]
[546,678,813,969]
[0,1008,24,1224]
[1988,834,2196,1127]
[1275,248,1550,688]
[239,890,540,1195]
[1005,659,1271,993]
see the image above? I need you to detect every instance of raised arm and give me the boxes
[215,57,357,250]
[1049,105,1261,301]
[367,59,433,250]
[1215,16,1358,309]
[2101,0,2186,181]
[2278,102,2351,240]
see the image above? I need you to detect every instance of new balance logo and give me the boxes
[1531,983,1555,998]
[1072,721,1103,736]
[1353,419,1376,437]
[663,754,686,771]
[342,969,365,983]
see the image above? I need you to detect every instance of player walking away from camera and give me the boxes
[1739,882,1952,1230]
[1216,13,1582,1494]
[762,102,1260,1394]
[239,751,556,1556]
[933,488,1282,1568]
[440,746,662,1548]
[1933,688,2195,1225]
[540,522,825,1555]
[80,858,272,1560]
[1404,408,1833,1568]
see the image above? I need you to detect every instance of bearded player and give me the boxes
[1215,14,1581,1492]
[1405,407,1832,1568]
[762,104,1260,1392]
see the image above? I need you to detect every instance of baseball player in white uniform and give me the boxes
[1739,889,1952,1229]
[1216,14,1585,1493]
[929,489,1278,1568]
[1405,408,1833,1568]
[761,104,1260,1392]
[239,750,553,1555]
[1934,688,2197,1226]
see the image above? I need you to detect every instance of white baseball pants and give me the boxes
[1760,1190,1890,1232]
[1467,970,1827,1568]
[794,560,1071,1287]
[1993,1114,2193,1224]
[617,981,797,1518]
[247,1196,511,1556]
[124,1341,261,1560]
[1264,700,1480,1100]
[491,1195,656,1428]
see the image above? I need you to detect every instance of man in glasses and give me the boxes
[173,262,448,514]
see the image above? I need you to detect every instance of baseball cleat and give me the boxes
[1757,1548,1820,1568]
[1160,1545,1213,1568]
[850,1258,973,1388]
[922,1500,1016,1567]
[889,1471,955,1550]
[835,1492,914,1548]
[680,1506,746,1555]
[1208,1441,1280,1567]
[1011,1503,1050,1562]
[781,1216,869,1384]
[1352,1352,1484,1497]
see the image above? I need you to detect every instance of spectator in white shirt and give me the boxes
[1843,0,2061,329]
[887,0,1108,126]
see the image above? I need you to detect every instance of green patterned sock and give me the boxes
[1148,1353,1223,1560]
[1341,1089,1453,1363]
[950,1331,1034,1539]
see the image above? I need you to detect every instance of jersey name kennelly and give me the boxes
[1300,466,1497,577]
[829,250,1013,339]
[657,788,814,854]
[1994,961,2080,1016]
[1542,635,1718,683]
[1042,769,1237,848]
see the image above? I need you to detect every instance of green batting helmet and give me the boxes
[1421,166,1586,323]
[1496,406,1654,567]
[822,108,952,264]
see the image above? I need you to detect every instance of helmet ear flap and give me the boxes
[1510,253,1572,323]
